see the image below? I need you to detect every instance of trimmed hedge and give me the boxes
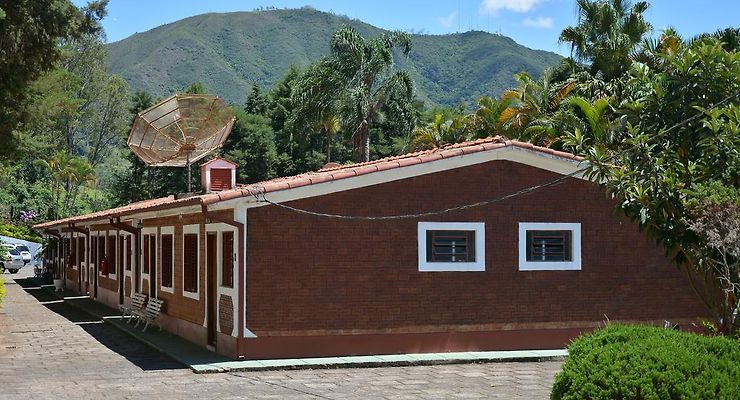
[551,324,740,400]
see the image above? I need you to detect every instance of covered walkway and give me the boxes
[0,269,563,399]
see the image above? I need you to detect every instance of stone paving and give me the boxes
[0,269,562,399]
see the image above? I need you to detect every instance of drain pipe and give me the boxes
[200,199,246,359]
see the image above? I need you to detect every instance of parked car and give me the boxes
[8,243,32,265]
[1,247,24,273]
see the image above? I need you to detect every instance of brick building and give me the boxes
[34,137,707,359]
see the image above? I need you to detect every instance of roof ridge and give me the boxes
[35,136,581,229]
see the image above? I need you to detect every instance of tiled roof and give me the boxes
[34,137,582,229]
[33,195,203,229]
[200,156,239,167]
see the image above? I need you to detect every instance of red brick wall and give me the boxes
[66,267,78,286]
[246,160,707,336]
[124,276,132,297]
[99,273,117,292]
[219,294,234,335]
[141,213,207,327]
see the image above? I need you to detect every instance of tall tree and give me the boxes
[312,114,341,163]
[693,27,740,52]
[0,0,108,157]
[293,25,415,162]
[559,0,651,81]
[265,66,328,176]
[571,39,740,332]
[222,108,279,184]
[184,82,207,94]
[407,113,469,151]
[16,27,130,167]
[469,96,517,137]
[244,83,269,115]
[499,70,576,145]
[35,150,95,219]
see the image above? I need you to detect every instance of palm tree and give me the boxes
[312,114,341,163]
[35,151,71,219]
[499,70,576,144]
[63,156,95,213]
[293,26,414,162]
[632,28,685,70]
[692,27,740,52]
[36,150,96,219]
[559,0,652,81]
[469,96,516,137]
[407,113,469,151]
[560,96,621,153]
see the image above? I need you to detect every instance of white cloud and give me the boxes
[522,16,553,29]
[480,0,545,15]
[439,11,459,29]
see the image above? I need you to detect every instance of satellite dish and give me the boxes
[127,94,236,192]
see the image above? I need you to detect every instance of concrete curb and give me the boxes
[39,280,568,374]
[209,351,568,374]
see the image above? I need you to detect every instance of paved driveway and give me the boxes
[0,270,562,399]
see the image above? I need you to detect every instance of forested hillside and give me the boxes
[107,7,561,107]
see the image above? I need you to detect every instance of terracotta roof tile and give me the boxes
[397,157,423,167]
[200,156,239,167]
[331,170,358,180]
[34,137,582,229]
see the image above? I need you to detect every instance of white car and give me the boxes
[10,244,33,265]
[1,247,24,273]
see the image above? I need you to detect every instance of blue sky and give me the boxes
[76,0,738,56]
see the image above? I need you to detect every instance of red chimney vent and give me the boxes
[200,158,238,193]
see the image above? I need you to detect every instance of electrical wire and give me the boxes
[251,166,589,220]
[250,90,740,221]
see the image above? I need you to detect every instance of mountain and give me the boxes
[107,8,562,107]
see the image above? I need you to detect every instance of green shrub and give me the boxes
[551,324,740,400]
[0,223,43,243]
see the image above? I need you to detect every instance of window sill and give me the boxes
[518,261,581,271]
[418,262,486,272]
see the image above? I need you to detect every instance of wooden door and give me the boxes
[206,233,218,347]
[118,235,124,305]
[149,235,157,297]
[125,236,132,297]
[133,235,140,294]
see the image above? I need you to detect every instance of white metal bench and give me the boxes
[120,293,148,323]
[133,298,165,332]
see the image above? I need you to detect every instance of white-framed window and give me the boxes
[220,230,235,288]
[182,224,200,299]
[141,228,156,277]
[70,235,78,270]
[91,232,102,275]
[418,222,485,272]
[106,232,117,280]
[518,222,581,271]
[160,226,175,293]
